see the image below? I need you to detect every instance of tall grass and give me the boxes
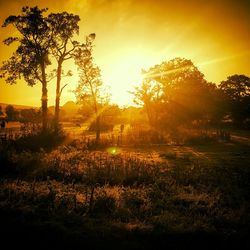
[0,135,249,247]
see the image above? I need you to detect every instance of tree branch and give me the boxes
[59,83,68,97]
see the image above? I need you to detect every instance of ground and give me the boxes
[0,126,250,249]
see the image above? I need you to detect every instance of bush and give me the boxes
[185,134,217,145]
[88,121,114,132]
[92,190,117,216]
[121,188,151,219]
[12,128,66,152]
[0,147,44,177]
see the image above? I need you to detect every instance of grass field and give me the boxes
[0,128,250,249]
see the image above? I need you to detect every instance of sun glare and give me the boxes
[100,51,152,106]
[60,53,148,107]
[0,2,250,248]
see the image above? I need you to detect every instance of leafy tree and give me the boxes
[93,104,121,131]
[101,104,122,124]
[19,108,41,124]
[47,12,80,133]
[219,75,250,101]
[202,83,226,127]
[132,58,216,129]
[0,106,3,116]
[0,6,52,130]
[131,77,161,127]
[5,105,19,121]
[74,34,110,143]
[219,74,250,127]
[0,7,86,133]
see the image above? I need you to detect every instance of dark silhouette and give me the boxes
[1,7,51,131]
[120,124,124,133]
[132,58,216,130]
[47,12,81,134]
[0,105,3,116]
[0,119,6,129]
[5,105,18,121]
[1,7,86,132]
[219,74,250,127]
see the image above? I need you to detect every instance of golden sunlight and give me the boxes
[0,2,250,248]
[60,53,147,107]
[99,49,153,106]
[0,0,249,108]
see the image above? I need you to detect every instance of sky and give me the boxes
[0,0,250,107]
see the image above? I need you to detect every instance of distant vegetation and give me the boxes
[132,58,250,131]
[0,6,250,142]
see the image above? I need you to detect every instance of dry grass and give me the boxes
[0,129,250,249]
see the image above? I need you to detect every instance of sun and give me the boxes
[100,49,153,106]
[59,49,153,107]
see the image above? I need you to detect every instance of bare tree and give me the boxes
[74,34,109,144]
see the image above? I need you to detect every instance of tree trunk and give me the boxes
[93,96,100,144]
[95,115,100,144]
[41,61,48,131]
[145,100,154,127]
[54,60,62,134]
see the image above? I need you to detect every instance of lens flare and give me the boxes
[107,147,121,156]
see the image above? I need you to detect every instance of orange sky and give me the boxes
[0,0,250,107]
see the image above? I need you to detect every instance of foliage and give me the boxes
[0,6,52,130]
[1,6,51,85]
[219,74,250,127]
[47,12,81,132]
[5,104,19,121]
[219,75,250,101]
[88,120,114,132]
[0,106,3,116]
[19,108,41,124]
[91,188,117,216]
[132,58,232,130]
[74,34,110,143]
[0,128,65,156]
[0,7,92,132]
[0,138,249,247]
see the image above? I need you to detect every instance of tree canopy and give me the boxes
[1,6,52,86]
[47,12,81,133]
[133,58,216,129]
[219,74,250,127]
[1,6,52,130]
[1,7,86,132]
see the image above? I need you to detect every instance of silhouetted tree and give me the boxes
[132,58,216,130]
[0,106,3,116]
[202,83,226,127]
[47,12,80,133]
[219,75,250,101]
[219,74,250,127]
[1,6,52,130]
[5,105,18,121]
[74,34,110,143]
[131,76,161,127]
[19,108,41,124]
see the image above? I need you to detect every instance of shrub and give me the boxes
[91,189,117,216]
[121,188,151,219]
[13,129,66,152]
